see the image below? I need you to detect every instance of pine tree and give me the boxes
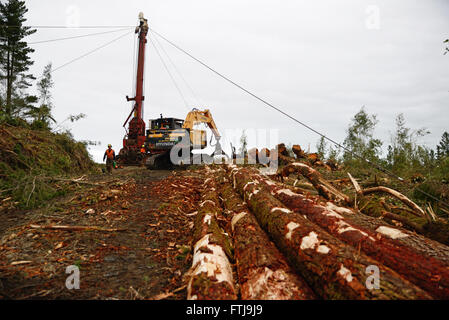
[0,0,36,119]
[316,136,327,159]
[390,113,430,171]
[437,131,449,159]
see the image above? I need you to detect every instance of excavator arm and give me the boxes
[182,109,221,141]
[182,108,226,157]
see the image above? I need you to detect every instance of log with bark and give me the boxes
[228,165,431,299]
[248,148,258,163]
[215,168,316,300]
[362,186,425,217]
[292,145,306,159]
[29,224,125,232]
[291,144,334,169]
[278,162,350,204]
[187,170,237,300]
[248,168,449,299]
[348,174,426,218]
[380,211,424,234]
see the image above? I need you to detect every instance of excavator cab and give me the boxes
[146,117,189,151]
[148,116,184,131]
[146,115,207,151]
[145,109,226,169]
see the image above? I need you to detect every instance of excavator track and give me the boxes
[145,152,173,170]
[145,151,219,169]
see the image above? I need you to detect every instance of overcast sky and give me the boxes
[23,0,449,163]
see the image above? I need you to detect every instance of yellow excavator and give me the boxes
[144,108,226,168]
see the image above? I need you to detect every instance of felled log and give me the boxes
[258,148,271,165]
[29,224,125,232]
[326,159,339,171]
[41,176,103,186]
[278,162,350,204]
[248,147,270,163]
[228,165,431,299]
[362,186,425,217]
[216,168,316,300]
[379,199,424,233]
[306,153,320,165]
[249,169,449,299]
[277,143,289,157]
[273,144,291,166]
[349,172,426,218]
[260,148,270,158]
[291,144,326,167]
[348,172,362,195]
[381,211,424,234]
[248,148,258,163]
[187,171,237,300]
[292,145,306,159]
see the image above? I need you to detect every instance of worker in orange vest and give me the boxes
[103,144,115,174]
[140,144,146,154]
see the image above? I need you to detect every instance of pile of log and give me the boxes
[186,169,237,300]
[291,144,338,170]
[277,162,350,204]
[215,167,316,299]
[227,165,431,299]
[246,166,449,299]
[184,143,449,299]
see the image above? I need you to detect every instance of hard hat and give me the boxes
[108,144,112,147]
[142,145,145,148]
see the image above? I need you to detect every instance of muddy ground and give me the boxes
[0,166,204,300]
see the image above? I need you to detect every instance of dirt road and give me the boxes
[0,167,201,299]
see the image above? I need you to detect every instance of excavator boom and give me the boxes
[182,108,226,157]
[183,109,221,141]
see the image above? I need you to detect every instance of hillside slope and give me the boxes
[0,124,96,210]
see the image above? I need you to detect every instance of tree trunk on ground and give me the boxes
[248,148,258,164]
[292,145,306,159]
[215,168,316,300]
[362,186,425,217]
[228,165,431,299]
[380,211,424,234]
[248,167,449,299]
[187,169,237,300]
[278,162,350,204]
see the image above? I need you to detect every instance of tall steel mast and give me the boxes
[120,12,148,161]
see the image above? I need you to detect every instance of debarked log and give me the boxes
[228,165,431,299]
[187,170,237,300]
[248,168,449,299]
[216,168,316,300]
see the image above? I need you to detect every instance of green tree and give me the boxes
[437,131,449,159]
[316,136,327,159]
[24,63,55,128]
[328,145,340,162]
[0,0,36,119]
[343,107,382,164]
[389,113,430,172]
